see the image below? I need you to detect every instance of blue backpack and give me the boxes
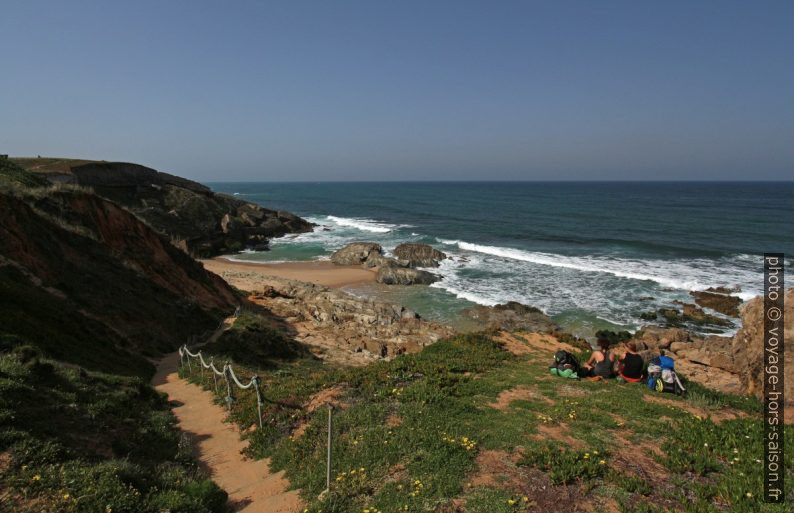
[647,355,685,395]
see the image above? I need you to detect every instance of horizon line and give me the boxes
[202,179,794,184]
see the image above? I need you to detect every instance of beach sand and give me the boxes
[201,257,376,289]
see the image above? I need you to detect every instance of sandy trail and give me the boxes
[152,352,303,513]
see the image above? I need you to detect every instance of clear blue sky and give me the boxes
[2,1,793,181]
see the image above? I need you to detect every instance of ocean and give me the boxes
[207,181,794,338]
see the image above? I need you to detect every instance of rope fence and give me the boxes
[177,304,334,496]
[179,350,264,429]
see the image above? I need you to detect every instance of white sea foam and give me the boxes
[326,215,399,233]
[438,239,759,296]
[258,219,756,336]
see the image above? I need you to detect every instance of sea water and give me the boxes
[208,181,794,338]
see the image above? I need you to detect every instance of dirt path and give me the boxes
[152,352,303,513]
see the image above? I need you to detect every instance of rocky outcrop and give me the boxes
[376,266,439,285]
[244,276,453,364]
[656,303,731,329]
[331,242,385,266]
[730,289,793,400]
[392,243,447,267]
[330,242,440,285]
[463,302,557,333]
[690,290,742,317]
[363,252,403,269]
[16,160,313,257]
[624,291,793,398]
[627,327,742,394]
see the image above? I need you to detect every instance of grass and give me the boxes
[0,344,226,513]
[182,322,793,513]
[0,158,50,188]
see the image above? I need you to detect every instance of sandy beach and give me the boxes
[201,257,376,289]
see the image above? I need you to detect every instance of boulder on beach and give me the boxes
[392,243,447,268]
[376,266,440,285]
[463,301,557,332]
[331,242,442,286]
[362,252,407,269]
[330,242,383,265]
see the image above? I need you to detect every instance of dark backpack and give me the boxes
[551,350,580,373]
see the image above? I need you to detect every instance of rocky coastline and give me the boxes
[13,159,314,257]
[330,242,446,285]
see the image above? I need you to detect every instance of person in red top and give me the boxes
[617,342,645,382]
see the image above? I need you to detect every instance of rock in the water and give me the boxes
[330,242,383,265]
[463,301,557,332]
[690,290,742,317]
[658,304,731,327]
[392,243,447,267]
[376,266,439,285]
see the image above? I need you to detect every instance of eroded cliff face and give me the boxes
[0,188,240,376]
[17,160,314,257]
[731,288,793,400]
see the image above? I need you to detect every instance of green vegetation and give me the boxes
[0,158,49,188]
[594,330,633,345]
[183,321,792,512]
[200,311,313,370]
[0,344,226,513]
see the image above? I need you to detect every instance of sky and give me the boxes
[2,1,793,182]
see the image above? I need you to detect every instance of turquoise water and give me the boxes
[208,181,794,338]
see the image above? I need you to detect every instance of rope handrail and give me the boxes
[179,310,264,429]
[178,304,332,497]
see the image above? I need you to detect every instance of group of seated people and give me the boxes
[581,338,645,382]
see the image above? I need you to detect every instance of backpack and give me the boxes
[551,350,580,373]
[549,350,583,379]
[646,355,686,395]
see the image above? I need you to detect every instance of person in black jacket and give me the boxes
[617,341,645,382]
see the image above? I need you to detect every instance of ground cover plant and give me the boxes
[184,322,793,513]
[0,343,227,513]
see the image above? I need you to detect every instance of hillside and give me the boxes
[12,157,314,257]
[0,168,240,375]
[184,324,792,513]
[0,158,247,511]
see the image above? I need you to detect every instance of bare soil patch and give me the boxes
[642,395,748,424]
[489,386,554,410]
[533,423,585,449]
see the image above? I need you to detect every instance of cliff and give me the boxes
[12,158,314,257]
[0,163,241,376]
